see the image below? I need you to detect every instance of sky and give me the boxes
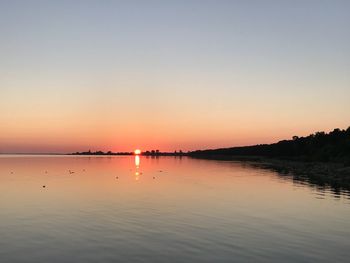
[0,0,349,153]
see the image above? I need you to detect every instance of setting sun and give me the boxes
[134,149,141,155]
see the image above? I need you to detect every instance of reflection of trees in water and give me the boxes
[251,162,350,198]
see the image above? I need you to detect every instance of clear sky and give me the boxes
[1,0,349,153]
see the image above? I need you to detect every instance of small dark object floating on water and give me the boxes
[42,185,46,188]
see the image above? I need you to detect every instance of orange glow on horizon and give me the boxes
[134,149,141,155]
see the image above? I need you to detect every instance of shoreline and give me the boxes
[189,155,350,192]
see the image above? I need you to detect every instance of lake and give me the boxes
[0,155,349,262]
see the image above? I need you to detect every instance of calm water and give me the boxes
[0,155,349,263]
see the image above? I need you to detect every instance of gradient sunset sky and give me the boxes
[1,0,349,153]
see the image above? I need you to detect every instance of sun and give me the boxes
[134,149,141,155]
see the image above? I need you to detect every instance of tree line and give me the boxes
[189,127,350,164]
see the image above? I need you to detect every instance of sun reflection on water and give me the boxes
[134,155,141,180]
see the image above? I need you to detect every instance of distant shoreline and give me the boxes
[69,151,187,157]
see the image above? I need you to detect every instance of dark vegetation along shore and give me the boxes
[189,127,350,191]
[189,128,350,163]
